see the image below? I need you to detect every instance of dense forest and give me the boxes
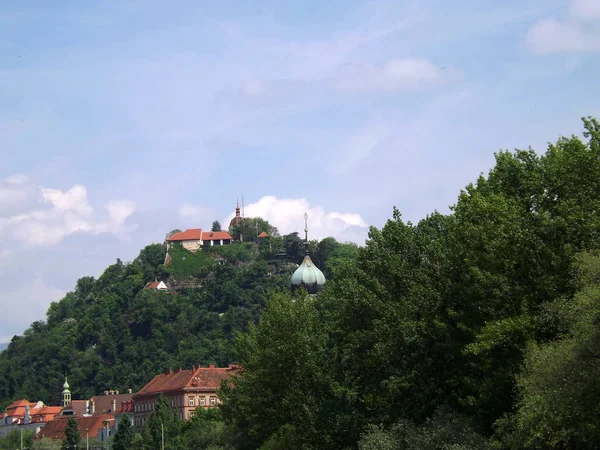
[0,223,357,409]
[2,117,600,449]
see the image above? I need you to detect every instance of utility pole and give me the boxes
[86,427,89,450]
[20,428,23,450]
[161,423,164,450]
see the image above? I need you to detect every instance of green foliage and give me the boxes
[61,418,80,450]
[141,395,183,450]
[231,217,278,243]
[166,244,215,279]
[113,413,136,450]
[0,429,35,450]
[498,251,600,449]
[3,117,600,449]
[0,239,291,409]
[182,408,228,449]
[358,408,489,450]
[220,291,336,449]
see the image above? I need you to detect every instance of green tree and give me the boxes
[113,413,136,450]
[498,252,600,449]
[62,418,81,450]
[220,291,335,449]
[0,429,35,450]
[212,221,222,232]
[182,408,226,449]
[141,395,183,450]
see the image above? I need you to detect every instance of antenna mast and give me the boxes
[242,194,245,218]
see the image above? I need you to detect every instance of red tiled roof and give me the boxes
[35,414,114,441]
[201,231,232,241]
[258,231,269,238]
[144,281,160,290]
[61,400,88,416]
[31,406,62,423]
[114,400,133,415]
[89,393,134,415]
[134,365,238,398]
[167,229,202,242]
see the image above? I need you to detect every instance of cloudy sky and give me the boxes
[2,0,600,341]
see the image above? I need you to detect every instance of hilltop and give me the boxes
[0,227,358,410]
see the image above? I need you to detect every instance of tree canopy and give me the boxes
[2,117,600,449]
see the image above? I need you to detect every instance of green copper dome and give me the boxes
[291,254,326,294]
[63,378,70,391]
[290,212,326,295]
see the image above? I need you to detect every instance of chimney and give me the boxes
[209,364,215,369]
[104,391,109,396]
[90,400,95,415]
[127,388,132,394]
[111,400,116,413]
[115,390,119,395]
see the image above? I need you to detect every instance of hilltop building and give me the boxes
[166,229,233,252]
[290,213,326,295]
[143,280,169,291]
[133,364,239,428]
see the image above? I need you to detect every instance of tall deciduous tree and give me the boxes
[212,221,222,232]
[220,291,335,449]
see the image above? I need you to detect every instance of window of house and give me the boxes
[188,397,194,407]
[200,398,205,406]
[210,397,216,406]
[189,411,195,419]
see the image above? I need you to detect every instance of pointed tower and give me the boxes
[229,200,244,241]
[291,213,326,295]
[62,377,71,407]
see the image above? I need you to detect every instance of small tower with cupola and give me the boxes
[62,377,71,407]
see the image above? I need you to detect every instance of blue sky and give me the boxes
[2,0,600,341]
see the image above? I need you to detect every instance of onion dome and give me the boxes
[229,201,243,229]
[290,213,326,295]
[63,378,70,391]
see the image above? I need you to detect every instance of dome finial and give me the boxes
[303,212,309,254]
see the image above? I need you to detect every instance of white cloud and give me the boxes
[41,184,93,216]
[106,200,135,226]
[224,196,368,242]
[526,18,600,54]
[335,58,452,92]
[570,0,600,21]
[526,0,600,55]
[0,175,136,246]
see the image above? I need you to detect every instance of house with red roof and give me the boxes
[143,280,168,291]
[166,228,233,253]
[35,414,114,443]
[0,399,60,438]
[132,364,239,428]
